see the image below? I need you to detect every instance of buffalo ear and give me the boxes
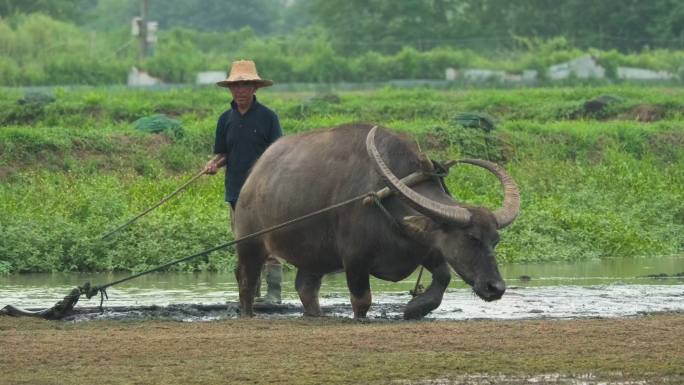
[402,215,438,235]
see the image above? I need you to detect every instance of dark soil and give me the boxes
[1,313,682,385]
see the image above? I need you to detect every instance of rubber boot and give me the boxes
[255,272,262,299]
[260,264,282,304]
[235,266,261,299]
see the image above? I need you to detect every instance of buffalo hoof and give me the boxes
[303,310,321,317]
[404,293,440,320]
[403,307,425,320]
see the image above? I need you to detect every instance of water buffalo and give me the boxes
[234,124,520,319]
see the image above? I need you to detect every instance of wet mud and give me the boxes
[7,300,409,322]
[4,283,683,322]
[2,256,683,322]
[393,373,683,384]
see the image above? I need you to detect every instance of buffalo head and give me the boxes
[366,126,520,302]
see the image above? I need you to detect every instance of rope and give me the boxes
[406,158,454,296]
[100,170,206,240]
[429,159,451,178]
[84,191,381,310]
[369,194,404,234]
[410,267,425,298]
[9,159,457,318]
[88,161,450,309]
[430,159,453,202]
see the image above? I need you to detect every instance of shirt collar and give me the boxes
[231,96,259,115]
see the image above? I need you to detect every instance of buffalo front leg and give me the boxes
[404,256,451,320]
[236,243,267,318]
[344,263,372,318]
[295,269,323,317]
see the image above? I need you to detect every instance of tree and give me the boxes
[457,0,684,51]
[0,0,95,22]
[88,0,285,35]
[306,0,462,54]
[306,0,684,53]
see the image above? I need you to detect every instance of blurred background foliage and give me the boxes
[2,0,684,85]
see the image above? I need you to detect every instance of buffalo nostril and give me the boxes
[487,280,506,297]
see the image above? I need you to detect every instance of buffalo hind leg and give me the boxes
[404,256,451,320]
[295,269,323,316]
[345,262,372,318]
[236,241,268,317]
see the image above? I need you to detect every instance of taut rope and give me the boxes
[2,158,457,319]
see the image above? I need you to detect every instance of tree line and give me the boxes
[2,0,684,85]
[3,0,684,52]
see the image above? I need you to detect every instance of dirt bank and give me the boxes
[1,314,683,385]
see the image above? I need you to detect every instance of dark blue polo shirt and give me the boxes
[213,97,282,203]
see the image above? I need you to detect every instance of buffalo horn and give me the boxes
[456,159,520,229]
[366,126,472,225]
[362,160,457,205]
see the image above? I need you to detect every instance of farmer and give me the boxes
[203,60,283,304]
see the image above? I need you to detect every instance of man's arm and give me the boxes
[206,112,230,175]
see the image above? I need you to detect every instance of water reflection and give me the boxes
[1,255,683,320]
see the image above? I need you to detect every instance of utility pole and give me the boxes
[139,0,150,62]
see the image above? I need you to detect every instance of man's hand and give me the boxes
[203,160,219,175]
[204,154,227,175]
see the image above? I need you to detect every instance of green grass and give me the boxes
[1,85,683,273]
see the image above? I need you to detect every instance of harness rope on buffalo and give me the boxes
[0,156,458,320]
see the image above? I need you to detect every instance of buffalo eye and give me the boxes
[466,233,481,244]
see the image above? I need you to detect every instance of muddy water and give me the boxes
[394,374,679,384]
[1,255,682,321]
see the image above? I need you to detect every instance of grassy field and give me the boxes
[1,85,683,273]
[0,314,682,385]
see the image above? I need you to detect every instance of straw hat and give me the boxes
[216,60,273,88]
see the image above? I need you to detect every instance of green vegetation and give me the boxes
[0,85,682,273]
[6,0,684,52]
[3,8,684,85]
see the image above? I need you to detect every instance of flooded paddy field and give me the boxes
[1,255,682,322]
[1,256,683,385]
